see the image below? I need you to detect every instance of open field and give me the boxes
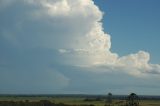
[0,95,160,106]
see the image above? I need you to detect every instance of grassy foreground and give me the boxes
[0,96,160,106]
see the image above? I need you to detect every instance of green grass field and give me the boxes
[0,96,160,106]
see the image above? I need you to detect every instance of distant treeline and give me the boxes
[0,100,94,106]
[1,94,160,100]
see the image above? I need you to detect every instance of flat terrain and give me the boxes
[0,96,160,106]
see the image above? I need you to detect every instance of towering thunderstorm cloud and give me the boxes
[0,0,160,94]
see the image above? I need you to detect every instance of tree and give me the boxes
[126,93,139,106]
[105,92,113,106]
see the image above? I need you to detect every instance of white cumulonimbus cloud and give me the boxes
[0,0,160,78]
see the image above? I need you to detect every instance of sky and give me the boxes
[0,0,160,95]
[94,0,160,64]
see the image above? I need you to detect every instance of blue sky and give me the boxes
[0,0,160,95]
[94,0,160,64]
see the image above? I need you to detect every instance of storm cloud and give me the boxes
[0,0,160,94]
